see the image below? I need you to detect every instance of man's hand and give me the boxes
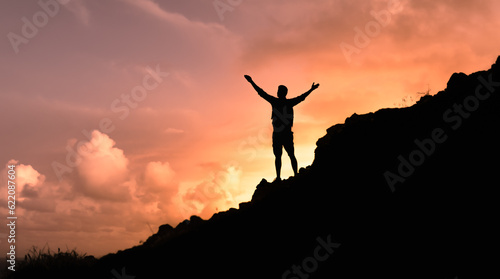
[311,82,320,91]
[245,75,269,98]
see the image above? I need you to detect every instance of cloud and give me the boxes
[164,128,185,134]
[136,161,178,203]
[0,160,45,203]
[73,130,131,201]
[122,0,227,32]
[238,0,499,70]
[62,0,91,26]
[16,162,45,193]
[182,162,246,218]
[0,143,185,256]
[143,161,175,189]
[122,0,191,26]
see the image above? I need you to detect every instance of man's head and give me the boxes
[277,85,288,99]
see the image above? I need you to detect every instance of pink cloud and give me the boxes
[16,162,45,194]
[182,162,249,219]
[135,161,179,206]
[72,131,131,201]
[144,161,175,189]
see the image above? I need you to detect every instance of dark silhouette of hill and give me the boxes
[7,56,500,279]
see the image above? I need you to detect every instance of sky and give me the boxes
[1,0,499,257]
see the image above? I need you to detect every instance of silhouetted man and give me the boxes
[244,75,319,181]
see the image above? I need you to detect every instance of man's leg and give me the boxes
[272,132,283,181]
[283,131,298,176]
[290,154,298,176]
[275,155,282,180]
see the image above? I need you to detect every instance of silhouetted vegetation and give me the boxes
[2,246,96,279]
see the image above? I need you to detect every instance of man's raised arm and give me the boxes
[290,82,320,106]
[244,75,274,102]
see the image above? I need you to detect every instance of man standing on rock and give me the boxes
[244,75,319,181]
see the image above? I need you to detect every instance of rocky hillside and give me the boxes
[10,56,500,279]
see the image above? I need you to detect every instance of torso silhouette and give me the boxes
[259,94,307,132]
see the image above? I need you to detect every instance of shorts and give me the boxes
[272,130,294,157]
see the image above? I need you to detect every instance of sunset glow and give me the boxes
[1,0,500,257]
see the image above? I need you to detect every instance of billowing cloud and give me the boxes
[72,131,131,201]
[183,162,247,218]
[144,161,175,190]
[0,137,185,256]
[136,161,178,207]
[0,160,46,205]
[16,162,45,195]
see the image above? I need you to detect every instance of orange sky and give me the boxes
[1,0,500,257]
